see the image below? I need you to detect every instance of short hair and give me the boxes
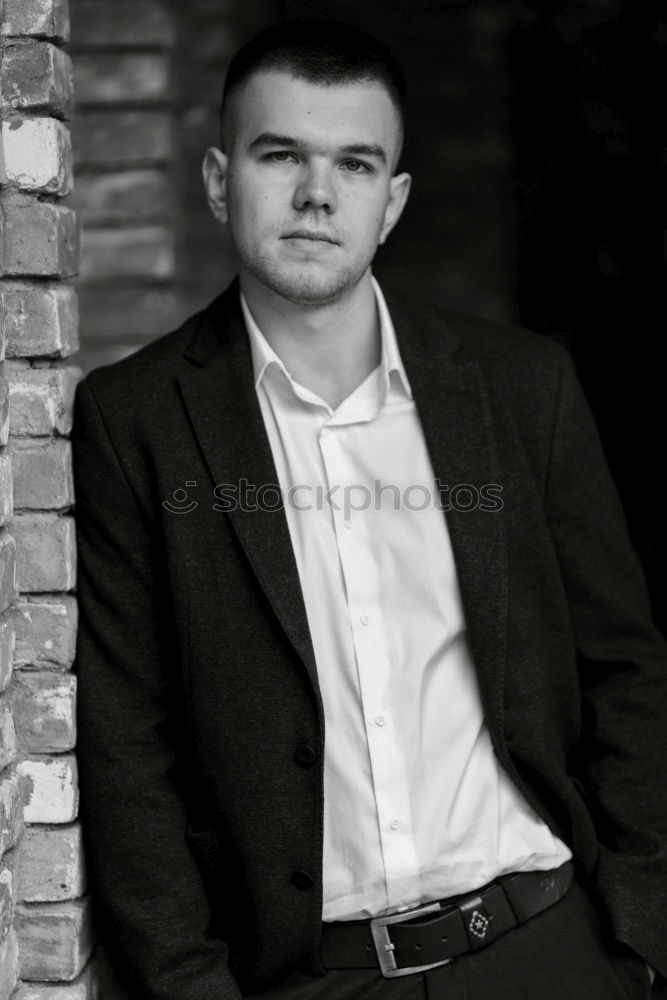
[221,20,407,149]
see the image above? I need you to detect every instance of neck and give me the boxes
[239,269,381,409]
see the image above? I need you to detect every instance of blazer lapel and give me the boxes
[177,282,320,701]
[388,292,508,745]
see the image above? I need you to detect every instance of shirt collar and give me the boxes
[240,275,413,402]
[373,277,413,400]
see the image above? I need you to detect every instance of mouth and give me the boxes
[282,230,339,245]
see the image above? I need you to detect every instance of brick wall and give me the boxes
[0,0,93,996]
[68,0,182,374]
[171,0,264,326]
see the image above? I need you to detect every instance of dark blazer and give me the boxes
[73,279,667,1000]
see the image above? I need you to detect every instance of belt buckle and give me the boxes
[369,901,453,978]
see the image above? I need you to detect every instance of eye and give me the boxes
[341,159,372,174]
[265,150,298,163]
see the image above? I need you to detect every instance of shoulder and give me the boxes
[72,298,223,469]
[76,280,242,430]
[82,309,204,404]
[384,285,572,406]
[441,307,563,366]
[389,286,567,367]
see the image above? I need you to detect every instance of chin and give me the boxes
[251,260,366,307]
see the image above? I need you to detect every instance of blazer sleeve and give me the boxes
[73,378,243,1000]
[544,350,667,978]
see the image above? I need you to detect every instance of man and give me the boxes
[73,20,667,1000]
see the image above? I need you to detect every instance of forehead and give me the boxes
[225,69,401,153]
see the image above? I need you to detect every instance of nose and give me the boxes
[293,160,337,214]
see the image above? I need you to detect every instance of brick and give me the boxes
[17,753,78,823]
[2,284,79,358]
[1,41,73,118]
[0,119,73,196]
[78,284,180,339]
[0,0,69,42]
[72,0,175,48]
[0,452,12,527]
[18,823,85,902]
[9,438,73,510]
[71,0,175,48]
[0,611,15,692]
[13,671,76,752]
[10,513,76,591]
[79,225,175,281]
[72,168,171,225]
[75,52,170,104]
[12,595,77,671]
[0,768,24,855]
[16,896,93,981]
[16,368,78,436]
[0,927,19,1000]
[0,530,17,614]
[0,692,17,768]
[0,850,16,940]
[0,374,9,444]
[72,110,172,165]
[14,963,97,999]
[8,365,82,436]
[0,202,79,278]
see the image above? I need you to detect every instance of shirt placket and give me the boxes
[318,420,420,912]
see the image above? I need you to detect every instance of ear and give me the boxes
[202,147,229,224]
[379,172,412,245]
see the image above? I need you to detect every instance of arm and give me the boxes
[73,378,242,1000]
[545,350,667,980]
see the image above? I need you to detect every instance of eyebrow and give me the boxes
[248,132,387,164]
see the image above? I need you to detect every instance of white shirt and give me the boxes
[241,278,572,922]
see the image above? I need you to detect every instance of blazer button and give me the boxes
[293,744,317,768]
[291,869,314,892]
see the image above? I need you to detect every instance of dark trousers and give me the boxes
[248,882,654,999]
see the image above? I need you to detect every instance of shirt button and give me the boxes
[375,715,386,727]
[290,869,314,892]
[360,615,369,626]
[389,819,400,831]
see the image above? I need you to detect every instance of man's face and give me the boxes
[205,69,411,306]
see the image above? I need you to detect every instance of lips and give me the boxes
[282,230,339,244]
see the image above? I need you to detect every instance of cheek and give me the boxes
[349,184,388,217]
[230,181,286,231]
[350,196,388,241]
[228,197,264,242]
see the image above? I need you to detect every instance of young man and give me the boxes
[73,20,666,1000]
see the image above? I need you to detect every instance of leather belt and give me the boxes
[320,861,574,978]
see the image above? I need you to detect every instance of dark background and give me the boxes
[70,0,666,628]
